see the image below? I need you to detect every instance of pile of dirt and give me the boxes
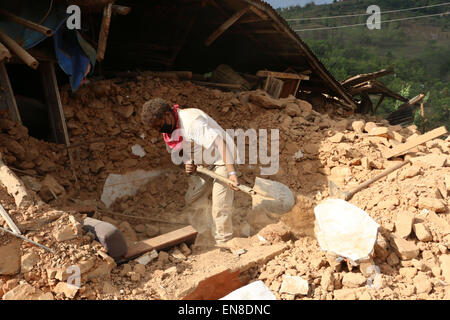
[1,72,449,300]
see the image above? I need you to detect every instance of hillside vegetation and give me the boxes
[278,0,450,130]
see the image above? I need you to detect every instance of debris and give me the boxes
[418,197,447,213]
[100,170,163,208]
[220,280,276,300]
[279,275,309,296]
[410,154,447,168]
[413,223,432,242]
[131,144,146,157]
[342,273,366,288]
[439,255,450,283]
[21,251,38,273]
[384,126,448,158]
[135,250,158,265]
[395,212,414,239]
[2,283,48,300]
[0,153,33,207]
[53,223,79,242]
[0,203,21,235]
[0,241,21,275]
[351,120,365,133]
[390,235,419,260]
[314,199,379,261]
[53,282,79,299]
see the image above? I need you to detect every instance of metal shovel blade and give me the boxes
[329,180,350,200]
[252,177,295,215]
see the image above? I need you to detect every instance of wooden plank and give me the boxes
[0,204,21,235]
[266,77,283,98]
[96,3,112,61]
[384,126,448,159]
[256,70,308,80]
[39,62,69,145]
[341,68,394,88]
[0,62,21,121]
[124,225,198,259]
[205,7,248,46]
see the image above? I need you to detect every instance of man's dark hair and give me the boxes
[141,98,172,124]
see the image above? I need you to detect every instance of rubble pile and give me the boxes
[0,73,449,300]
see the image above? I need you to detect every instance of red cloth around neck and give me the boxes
[162,104,183,151]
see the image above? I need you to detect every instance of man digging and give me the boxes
[141,98,239,245]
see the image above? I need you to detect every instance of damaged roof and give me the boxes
[101,0,356,108]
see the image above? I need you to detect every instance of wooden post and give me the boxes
[0,42,11,62]
[39,61,69,145]
[420,102,425,134]
[374,94,385,114]
[39,61,78,184]
[0,62,21,122]
[205,7,248,46]
[96,3,113,61]
[0,8,54,36]
[0,30,38,69]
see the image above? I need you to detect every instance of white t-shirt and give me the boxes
[175,108,236,166]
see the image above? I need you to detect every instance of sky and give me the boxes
[265,0,334,8]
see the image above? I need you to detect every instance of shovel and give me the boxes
[196,166,295,215]
[329,159,410,201]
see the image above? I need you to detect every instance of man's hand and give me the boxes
[228,174,240,191]
[185,162,197,174]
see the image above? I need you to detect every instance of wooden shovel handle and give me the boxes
[347,160,410,199]
[196,166,255,195]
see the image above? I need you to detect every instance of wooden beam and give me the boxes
[239,17,262,24]
[0,8,53,36]
[384,126,448,159]
[205,7,248,46]
[231,29,279,34]
[341,68,394,88]
[256,70,308,80]
[0,42,11,62]
[170,16,197,65]
[96,3,112,61]
[112,5,131,16]
[39,61,70,145]
[0,30,38,69]
[0,62,21,122]
[248,5,269,20]
[374,94,385,113]
[192,81,243,90]
[123,225,198,259]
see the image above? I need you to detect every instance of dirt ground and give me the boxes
[0,73,449,300]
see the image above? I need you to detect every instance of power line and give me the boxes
[286,2,450,21]
[294,11,449,32]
